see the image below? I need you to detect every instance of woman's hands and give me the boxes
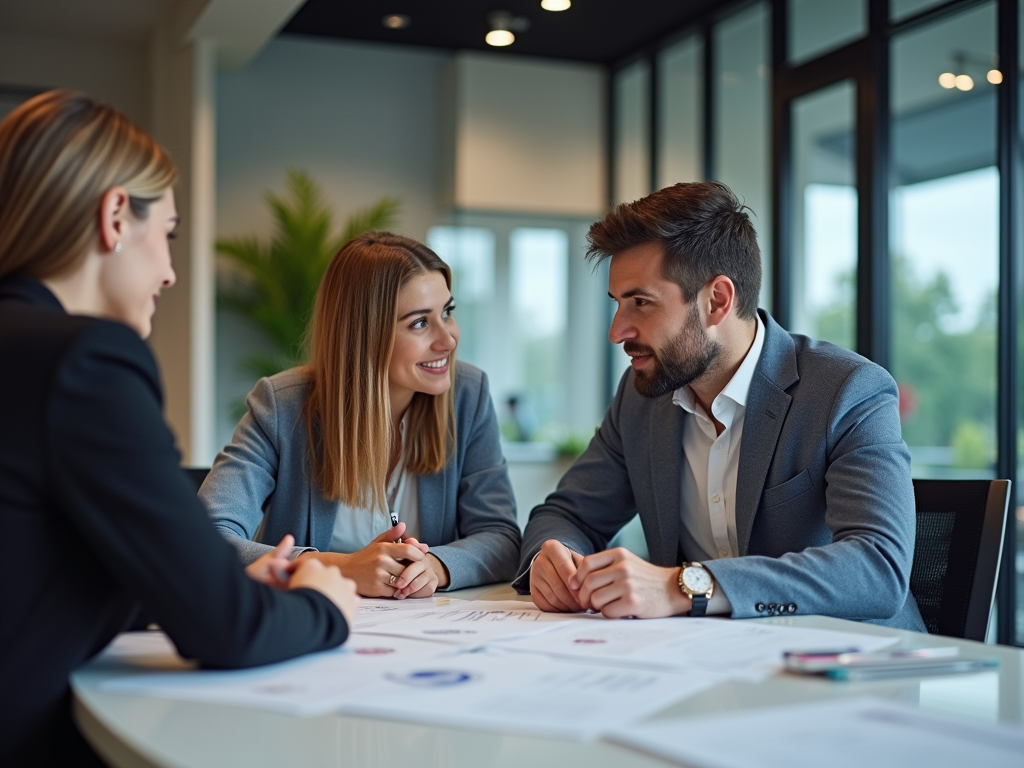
[392,552,449,599]
[246,535,360,626]
[253,527,450,601]
[288,558,360,627]
[245,534,298,588]
[299,523,443,598]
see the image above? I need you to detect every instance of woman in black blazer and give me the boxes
[0,91,359,766]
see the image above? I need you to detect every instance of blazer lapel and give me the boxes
[735,312,798,555]
[416,473,445,545]
[648,397,684,566]
[307,468,333,551]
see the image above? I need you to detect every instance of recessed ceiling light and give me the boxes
[987,69,1003,84]
[938,72,956,89]
[541,0,571,10]
[486,10,530,46]
[486,30,515,46]
[382,14,410,29]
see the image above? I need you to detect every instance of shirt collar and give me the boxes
[672,313,765,414]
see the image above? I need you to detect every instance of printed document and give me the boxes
[100,635,717,740]
[608,696,1024,768]
[354,599,597,644]
[496,617,898,680]
[100,634,456,717]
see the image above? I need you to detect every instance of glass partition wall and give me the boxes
[610,0,1022,645]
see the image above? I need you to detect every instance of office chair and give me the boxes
[182,466,211,493]
[909,478,1010,642]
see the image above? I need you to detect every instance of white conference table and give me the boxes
[72,584,1024,768]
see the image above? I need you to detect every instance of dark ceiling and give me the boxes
[282,1,726,65]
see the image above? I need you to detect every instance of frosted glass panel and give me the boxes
[613,60,651,204]
[714,2,772,311]
[789,0,866,65]
[657,35,703,188]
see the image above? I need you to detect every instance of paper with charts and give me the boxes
[493,615,899,681]
[99,634,718,738]
[97,597,898,739]
[353,598,601,643]
[608,696,1024,768]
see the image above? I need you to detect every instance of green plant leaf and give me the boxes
[216,170,401,381]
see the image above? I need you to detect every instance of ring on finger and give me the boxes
[389,574,397,585]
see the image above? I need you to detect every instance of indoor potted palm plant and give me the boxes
[217,170,400,380]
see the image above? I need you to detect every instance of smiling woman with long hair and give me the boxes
[202,233,521,597]
[0,90,358,767]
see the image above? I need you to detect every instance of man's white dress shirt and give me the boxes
[672,315,765,576]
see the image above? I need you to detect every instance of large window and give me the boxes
[790,80,858,348]
[657,35,703,188]
[714,2,772,310]
[788,0,866,65]
[612,60,651,206]
[427,216,606,447]
[890,3,998,480]
[610,0,1022,644]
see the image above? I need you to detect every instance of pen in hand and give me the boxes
[274,538,295,583]
[389,509,403,544]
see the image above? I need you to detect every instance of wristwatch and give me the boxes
[678,562,715,617]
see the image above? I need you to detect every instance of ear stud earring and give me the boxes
[114,242,122,252]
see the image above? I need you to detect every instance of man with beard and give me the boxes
[513,181,925,631]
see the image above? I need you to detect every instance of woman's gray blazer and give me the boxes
[201,362,521,590]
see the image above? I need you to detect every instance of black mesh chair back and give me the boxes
[182,466,211,493]
[910,479,1009,641]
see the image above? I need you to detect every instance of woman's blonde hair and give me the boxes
[0,89,177,281]
[304,232,456,511]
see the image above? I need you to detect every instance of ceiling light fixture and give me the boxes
[940,51,1000,92]
[954,74,974,91]
[541,0,571,10]
[486,28,515,46]
[486,11,530,47]
[382,14,410,29]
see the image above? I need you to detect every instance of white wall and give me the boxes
[447,52,606,216]
[0,30,151,128]
[217,36,448,244]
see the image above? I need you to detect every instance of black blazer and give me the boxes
[0,276,349,766]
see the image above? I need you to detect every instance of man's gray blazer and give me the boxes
[515,310,926,631]
[202,363,521,590]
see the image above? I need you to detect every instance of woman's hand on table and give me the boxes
[245,534,297,588]
[299,523,430,597]
[288,557,360,626]
[393,553,450,599]
[246,535,360,625]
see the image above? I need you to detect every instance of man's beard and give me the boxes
[626,304,722,399]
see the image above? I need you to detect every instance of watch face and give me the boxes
[683,566,712,594]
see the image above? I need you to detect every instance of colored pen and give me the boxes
[827,657,999,681]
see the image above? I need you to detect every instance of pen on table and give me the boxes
[827,657,999,681]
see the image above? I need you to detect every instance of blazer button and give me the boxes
[755,602,766,612]
[768,603,777,614]
[788,604,797,613]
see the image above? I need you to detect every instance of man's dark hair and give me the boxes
[586,181,762,320]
